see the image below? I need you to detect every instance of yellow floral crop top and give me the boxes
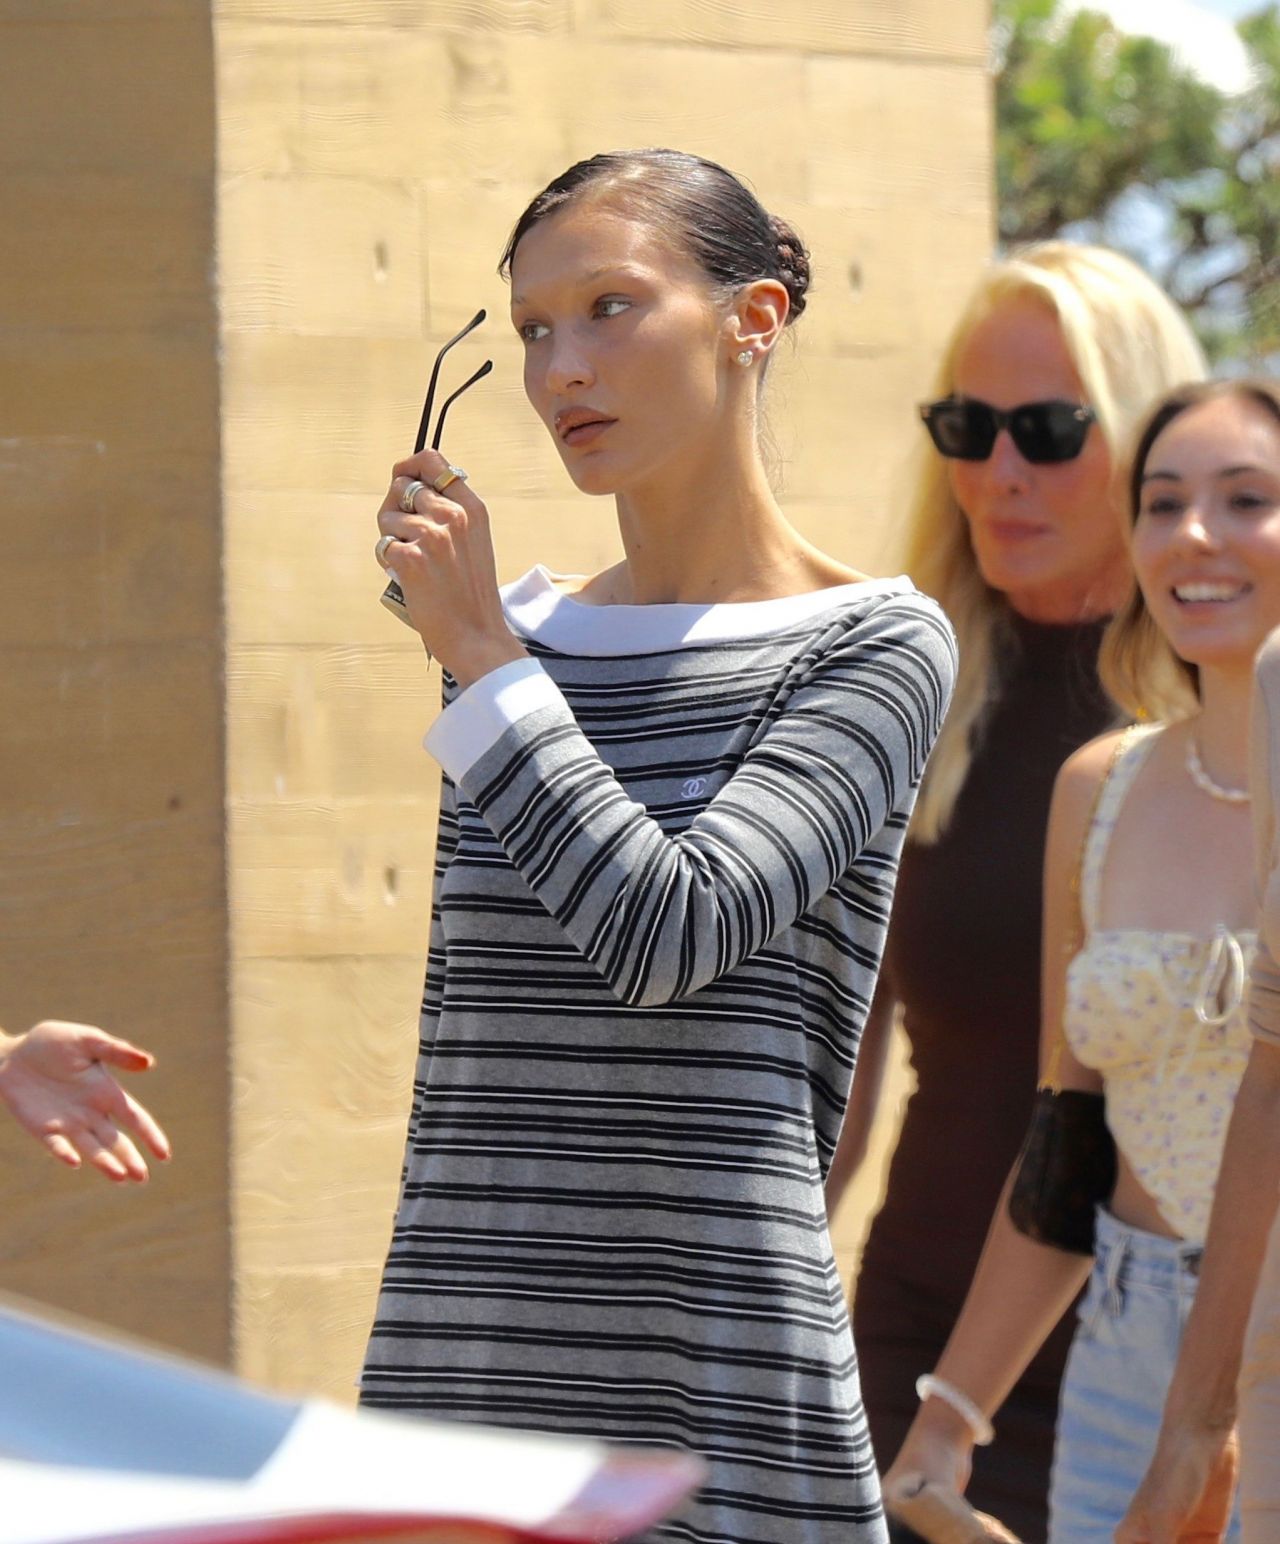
[1063,726,1254,1245]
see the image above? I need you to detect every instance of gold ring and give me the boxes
[431,464,468,494]
[374,534,397,569]
[399,479,426,513]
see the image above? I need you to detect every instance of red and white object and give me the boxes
[0,1297,703,1544]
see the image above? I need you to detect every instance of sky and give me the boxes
[1195,0,1271,16]
[1063,0,1271,91]
[1055,0,1274,331]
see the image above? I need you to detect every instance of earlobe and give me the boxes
[730,277,790,364]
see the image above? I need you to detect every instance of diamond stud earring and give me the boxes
[736,350,754,366]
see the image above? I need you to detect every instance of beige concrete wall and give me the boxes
[216,0,993,1397]
[0,5,229,1361]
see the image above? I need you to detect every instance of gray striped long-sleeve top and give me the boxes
[361,567,957,1544]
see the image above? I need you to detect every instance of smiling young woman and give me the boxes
[1117,391,1280,1542]
[357,149,957,1544]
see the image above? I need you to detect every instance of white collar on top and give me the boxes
[498,564,913,657]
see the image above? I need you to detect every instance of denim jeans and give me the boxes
[1048,1207,1241,1543]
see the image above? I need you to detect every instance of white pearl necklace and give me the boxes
[1185,737,1250,803]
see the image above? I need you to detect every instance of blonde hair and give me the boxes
[905,242,1207,841]
[1101,378,1280,720]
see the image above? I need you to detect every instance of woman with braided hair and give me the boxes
[357,149,956,1543]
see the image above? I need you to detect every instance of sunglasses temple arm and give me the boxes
[413,308,487,455]
[431,359,494,452]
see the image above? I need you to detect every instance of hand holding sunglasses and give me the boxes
[920,396,1096,464]
[374,319,526,686]
[380,309,494,627]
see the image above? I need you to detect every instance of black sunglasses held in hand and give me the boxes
[920,396,1096,464]
[382,309,494,626]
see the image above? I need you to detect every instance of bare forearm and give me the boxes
[931,1177,1092,1419]
[888,1172,1092,1492]
[1161,1045,1280,1433]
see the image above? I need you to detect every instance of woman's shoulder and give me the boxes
[1058,725,1134,781]
[833,578,955,648]
[810,584,958,714]
[1041,731,1133,891]
[1052,723,1158,825]
[798,578,956,674]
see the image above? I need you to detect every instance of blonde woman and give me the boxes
[825,244,1205,1536]
[883,378,1280,1541]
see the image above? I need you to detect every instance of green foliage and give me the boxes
[995,0,1280,368]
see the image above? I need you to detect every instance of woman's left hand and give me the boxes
[1115,1424,1237,1543]
[376,449,528,688]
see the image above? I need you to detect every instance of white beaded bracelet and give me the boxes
[915,1373,995,1447]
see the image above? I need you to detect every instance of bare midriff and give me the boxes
[1109,1146,1184,1241]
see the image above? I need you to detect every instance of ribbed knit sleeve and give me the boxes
[1250,629,1280,1047]
[434,593,955,1008]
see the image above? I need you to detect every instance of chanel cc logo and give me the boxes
[680,777,708,799]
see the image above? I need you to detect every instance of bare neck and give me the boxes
[608,440,838,605]
[1191,663,1254,790]
[1006,557,1132,625]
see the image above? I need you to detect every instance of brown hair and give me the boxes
[1100,378,1280,721]
[499,149,811,324]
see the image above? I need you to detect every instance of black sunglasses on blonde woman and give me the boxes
[920,396,1096,464]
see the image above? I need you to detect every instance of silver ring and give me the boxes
[431,464,467,494]
[399,479,426,514]
[374,534,397,569]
